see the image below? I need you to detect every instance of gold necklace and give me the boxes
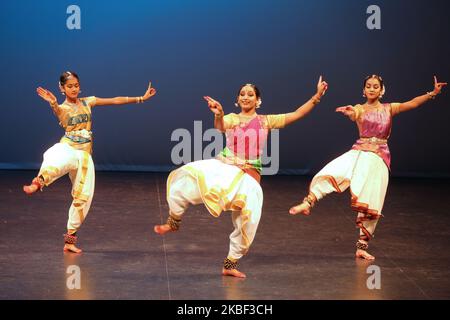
[365,102,380,108]
[64,99,80,107]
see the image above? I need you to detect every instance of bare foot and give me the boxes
[23,184,39,195]
[154,224,173,235]
[63,243,82,253]
[289,202,311,215]
[23,177,43,195]
[222,268,246,278]
[355,249,375,260]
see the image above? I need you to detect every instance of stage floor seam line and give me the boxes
[155,176,172,300]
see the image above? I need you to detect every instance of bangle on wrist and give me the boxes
[311,94,321,104]
[215,113,224,118]
[427,92,436,99]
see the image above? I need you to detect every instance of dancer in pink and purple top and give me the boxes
[155,77,328,278]
[289,75,447,260]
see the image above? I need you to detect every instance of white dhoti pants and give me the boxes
[309,150,389,241]
[38,143,95,234]
[167,159,263,261]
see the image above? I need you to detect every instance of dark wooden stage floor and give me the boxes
[1,170,449,300]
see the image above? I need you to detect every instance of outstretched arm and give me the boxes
[36,87,61,117]
[37,87,58,107]
[284,76,328,126]
[336,105,358,121]
[395,76,447,115]
[204,96,226,132]
[94,81,156,107]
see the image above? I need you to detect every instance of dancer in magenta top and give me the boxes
[289,75,447,260]
[155,77,328,278]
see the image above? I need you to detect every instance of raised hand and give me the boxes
[143,81,157,101]
[432,76,447,95]
[317,75,328,97]
[36,87,57,104]
[203,96,224,115]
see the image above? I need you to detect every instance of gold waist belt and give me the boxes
[359,137,387,145]
[65,129,92,139]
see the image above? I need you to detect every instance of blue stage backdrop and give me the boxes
[1,0,449,177]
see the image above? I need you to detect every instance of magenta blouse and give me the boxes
[351,103,394,169]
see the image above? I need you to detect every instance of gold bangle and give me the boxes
[215,113,224,118]
[427,92,436,99]
[126,97,129,103]
[311,95,321,104]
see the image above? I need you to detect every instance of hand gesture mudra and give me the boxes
[36,87,57,104]
[317,75,329,97]
[143,81,157,101]
[336,105,354,117]
[432,76,447,95]
[203,96,224,116]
